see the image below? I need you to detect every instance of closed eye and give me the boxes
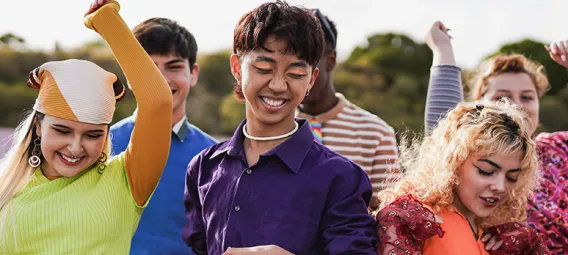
[53,128,70,135]
[476,166,493,176]
[288,73,306,79]
[253,66,272,74]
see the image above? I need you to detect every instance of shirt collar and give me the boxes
[132,108,189,142]
[211,118,314,174]
[296,93,348,122]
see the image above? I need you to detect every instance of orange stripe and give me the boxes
[37,71,78,122]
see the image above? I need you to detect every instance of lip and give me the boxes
[479,196,500,207]
[57,152,83,167]
[259,96,288,112]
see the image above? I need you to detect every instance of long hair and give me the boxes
[378,100,539,227]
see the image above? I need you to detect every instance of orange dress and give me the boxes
[376,195,550,255]
[423,207,489,255]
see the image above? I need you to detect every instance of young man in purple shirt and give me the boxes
[182,1,378,254]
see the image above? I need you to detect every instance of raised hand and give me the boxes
[425,21,456,66]
[85,0,114,16]
[546,39,568,69]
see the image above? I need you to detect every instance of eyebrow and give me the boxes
[52,124,105,133]
[495,89,535,94]
[478,158,521,172]
[165,59,186,65]
[254,56,276,64]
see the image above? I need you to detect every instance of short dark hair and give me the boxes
[133,18,198,71]
[314,10,337,51]
[232,0,325,100]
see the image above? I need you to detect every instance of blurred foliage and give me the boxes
[1,32,567,137]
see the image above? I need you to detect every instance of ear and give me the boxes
[34,118,42,137]
[308,67,320,92]
[230,54,242,83]
[189,63,200,88]
[327,50,337,71]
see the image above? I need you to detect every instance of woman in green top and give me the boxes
[0,1,173,253]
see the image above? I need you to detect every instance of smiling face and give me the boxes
[231,35,318,129]
[35,115,108,178]
[483,73,539,133]
[454,152,522,220]
[150,54,199,122]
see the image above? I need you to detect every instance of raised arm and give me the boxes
[84,1,173,206]
[424,21,463,135]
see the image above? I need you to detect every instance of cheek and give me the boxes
[84,139,107,158]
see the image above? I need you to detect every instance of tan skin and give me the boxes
[230,35,318,167]
[149,54,199,126]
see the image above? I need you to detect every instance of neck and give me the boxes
[453,196,477,230]
[172,105,186,127]
[40,162,62,180]
[300,84,338,116]
[243,109,297,161]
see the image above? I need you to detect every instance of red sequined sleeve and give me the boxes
[376,194,444,255]
[486,222,551,255]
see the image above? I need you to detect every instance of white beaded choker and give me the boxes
[242,121,299,141]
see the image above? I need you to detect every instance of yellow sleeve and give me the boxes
[84,2,173,206]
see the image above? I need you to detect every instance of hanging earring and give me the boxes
[28,137,42,168]
[97,152,107,174]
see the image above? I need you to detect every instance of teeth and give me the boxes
[61,154,80,163]
[484,198,496,203]
[261,97,285,107]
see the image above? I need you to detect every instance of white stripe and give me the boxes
[323,136,380,146]
[336,112,391,128]
[321,128,384,138]
[347,155,398,164]
[372,182,396,188]
[327,145,375,154]
[326,119,393,134]
[370,173,402,179]
[341,106,388,125]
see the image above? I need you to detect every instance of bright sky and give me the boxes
[1,0,566,68]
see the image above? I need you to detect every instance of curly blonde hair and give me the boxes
[469,54,550,100]
[378,100,539,227]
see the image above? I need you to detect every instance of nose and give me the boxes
[489,176,506,194]
[67,138,84,157]
[268,76,287,93]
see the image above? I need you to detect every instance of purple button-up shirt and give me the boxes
[183,119,378,255]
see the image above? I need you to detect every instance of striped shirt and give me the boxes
[297,93,400,192]
[425,65,464,134]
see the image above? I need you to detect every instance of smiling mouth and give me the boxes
[260,96,287,107]
[480,196,500,206]
[57,152,83,165]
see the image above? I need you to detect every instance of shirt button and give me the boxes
[234,206,241,212]
[246,169,252,174]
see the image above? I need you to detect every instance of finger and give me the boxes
[481,234,491,242]
[545,45,552,53]
[98,0,104,6]
[485,236,497,250]
[561,41,568,61]
[492,240,504,251]
[550,42,560,55]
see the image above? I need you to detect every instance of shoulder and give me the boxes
[307,143,369,180]
[187,123,219,145]
[110,116,135,134]
[338,102,396,138]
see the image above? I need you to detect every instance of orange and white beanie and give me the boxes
[27,59,125,125]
